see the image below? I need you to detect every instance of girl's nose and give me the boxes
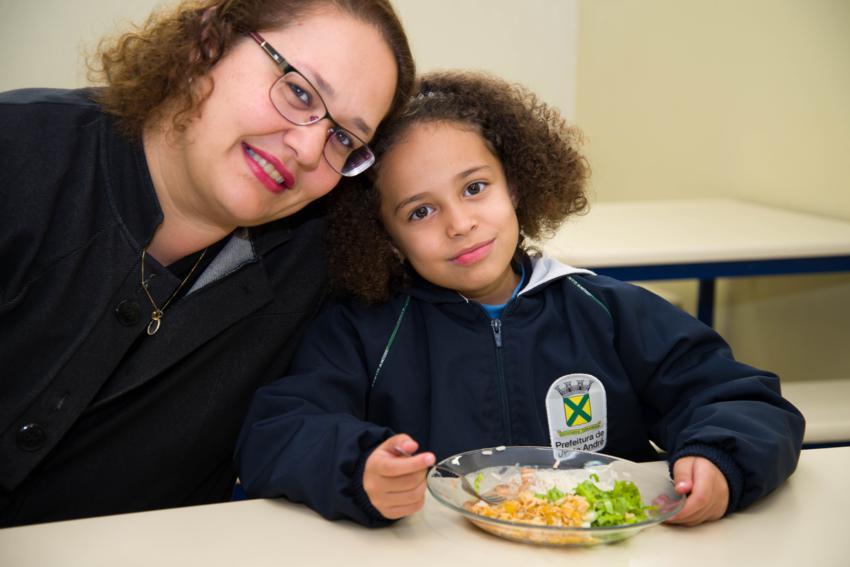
[445,205,478,237]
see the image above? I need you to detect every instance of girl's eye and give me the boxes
[463,181,486,197]
[408,205,434,221]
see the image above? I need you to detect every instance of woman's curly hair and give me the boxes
[327,70,590,303]
[88,0,414,138]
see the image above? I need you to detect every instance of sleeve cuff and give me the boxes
[669,442,745,515]
[350,447,395,527]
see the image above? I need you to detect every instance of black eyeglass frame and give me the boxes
[248,31,375,177]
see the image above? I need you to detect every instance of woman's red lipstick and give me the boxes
[242,143,295,192]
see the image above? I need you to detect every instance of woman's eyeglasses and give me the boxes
[249,31,375,177]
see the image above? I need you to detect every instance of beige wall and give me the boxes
[392,0,578,119]
[576,0,850,382]
[0,0,167,91]
[0,0,579,119]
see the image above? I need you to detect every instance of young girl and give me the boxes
[236,71,804,528]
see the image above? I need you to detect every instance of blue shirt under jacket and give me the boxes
[236,254,804,526]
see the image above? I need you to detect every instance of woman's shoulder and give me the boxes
[0,88,102,122]
[1,88,110,157]
[0,87,96,105]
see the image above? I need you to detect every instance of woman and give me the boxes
[0,0,414,527]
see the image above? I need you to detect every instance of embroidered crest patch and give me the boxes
[545,373,607,459]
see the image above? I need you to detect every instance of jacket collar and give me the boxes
[401,251,595,303]
[399,251,593,305]
[520,255,594,296]
[98,111,162,250]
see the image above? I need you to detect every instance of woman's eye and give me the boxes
[288,82,312,107]
[331,128,354,149]
[464,181,486,197]
[408,205,434,221]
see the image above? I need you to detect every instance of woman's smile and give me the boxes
[242,143,295,192]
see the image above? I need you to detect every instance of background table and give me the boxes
[1,447,847,567]
[542,198,850,325]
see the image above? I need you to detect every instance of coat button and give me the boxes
[115,300,141,326]
[17,423,47,452]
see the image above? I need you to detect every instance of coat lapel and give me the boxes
[91,231,279,407]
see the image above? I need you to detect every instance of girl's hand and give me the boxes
[665,456,729,526]
[363,434,436,520]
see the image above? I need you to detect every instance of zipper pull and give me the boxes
[490,318,503,348]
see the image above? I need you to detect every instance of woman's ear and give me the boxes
[509,184,519,208]
[199,6,222,60]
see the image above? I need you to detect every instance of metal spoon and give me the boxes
[393,445,505,504]
[431,463,506,505]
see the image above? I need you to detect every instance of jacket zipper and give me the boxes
[490,318,513,444]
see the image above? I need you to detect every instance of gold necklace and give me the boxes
[140,247,208,336]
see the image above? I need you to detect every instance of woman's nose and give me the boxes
[286,121,329,169]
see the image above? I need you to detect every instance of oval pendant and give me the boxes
[147,318,161,336]
[147,310,163,336]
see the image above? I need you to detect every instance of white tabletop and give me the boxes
[543,198,850,268]
[1,447,847,567]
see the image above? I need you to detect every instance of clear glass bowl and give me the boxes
[426,446,685,547]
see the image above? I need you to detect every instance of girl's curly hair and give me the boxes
[327,70,590,303]
[88,0,414,138]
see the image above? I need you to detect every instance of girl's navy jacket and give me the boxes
[236,254,804,526]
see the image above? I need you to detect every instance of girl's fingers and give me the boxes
[378,470,429,494]
[373,435,435,476]
[672,457,696,493]
[666,457,728,525]
[394,436,419,457]
[371,435,435,477]
[376,494,427,520]
[364,433,435,519]
[366,473,428,518]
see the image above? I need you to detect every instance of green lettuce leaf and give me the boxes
[574,478,655,527]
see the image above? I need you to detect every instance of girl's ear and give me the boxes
[390,243,406,262]
[509,184,519,208]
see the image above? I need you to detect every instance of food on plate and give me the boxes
[464,467,654,528]
[427,447,685,547]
